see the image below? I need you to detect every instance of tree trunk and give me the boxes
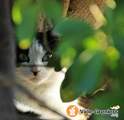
[0,0,17,119]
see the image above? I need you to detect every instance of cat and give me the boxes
[15,29,88,120]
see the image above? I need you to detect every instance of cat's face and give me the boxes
[16,30,58,76]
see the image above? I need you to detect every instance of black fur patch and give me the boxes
[36,30,59,52]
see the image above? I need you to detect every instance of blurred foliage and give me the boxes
[12,0,40,49]
[61,51,105,101]
[12,0,124,119]
[40,0,62,24]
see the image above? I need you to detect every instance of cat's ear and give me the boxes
[42,52,52,62]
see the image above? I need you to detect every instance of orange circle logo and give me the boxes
[66,105,79,117]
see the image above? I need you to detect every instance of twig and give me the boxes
[63,0,70,17]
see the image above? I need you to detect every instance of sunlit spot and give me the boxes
[12,3,22,25]
[105,0,116,9]
[61,47,76,67]
[83,31,108,52]
[105,47,120,69]
[19,38,31,50]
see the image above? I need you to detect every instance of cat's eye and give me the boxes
[42,52,52,62]
[16,46,29,65]
[19,54,29,63]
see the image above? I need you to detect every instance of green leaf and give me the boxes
[91,81,123,119]
[40,0,63,24]
[60,51,105,102]
[92,114,115,120]
[112,10,124,56]
[56,41,77,67]
[13,0,34,10]
[54,19,93,43]
[90,59,124,119]
[91,83,122,109]
[16,4,39,44]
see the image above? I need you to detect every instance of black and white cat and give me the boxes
[16,30,58,73]
[15,30,87,120]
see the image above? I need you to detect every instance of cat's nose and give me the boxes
[32,71,38,76]
[31,66,40,76]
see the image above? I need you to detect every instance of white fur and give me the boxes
[15,67,88,120]
[29,40,47,72]
[15,39,88,120]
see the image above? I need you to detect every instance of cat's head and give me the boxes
[16,30,59,76]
